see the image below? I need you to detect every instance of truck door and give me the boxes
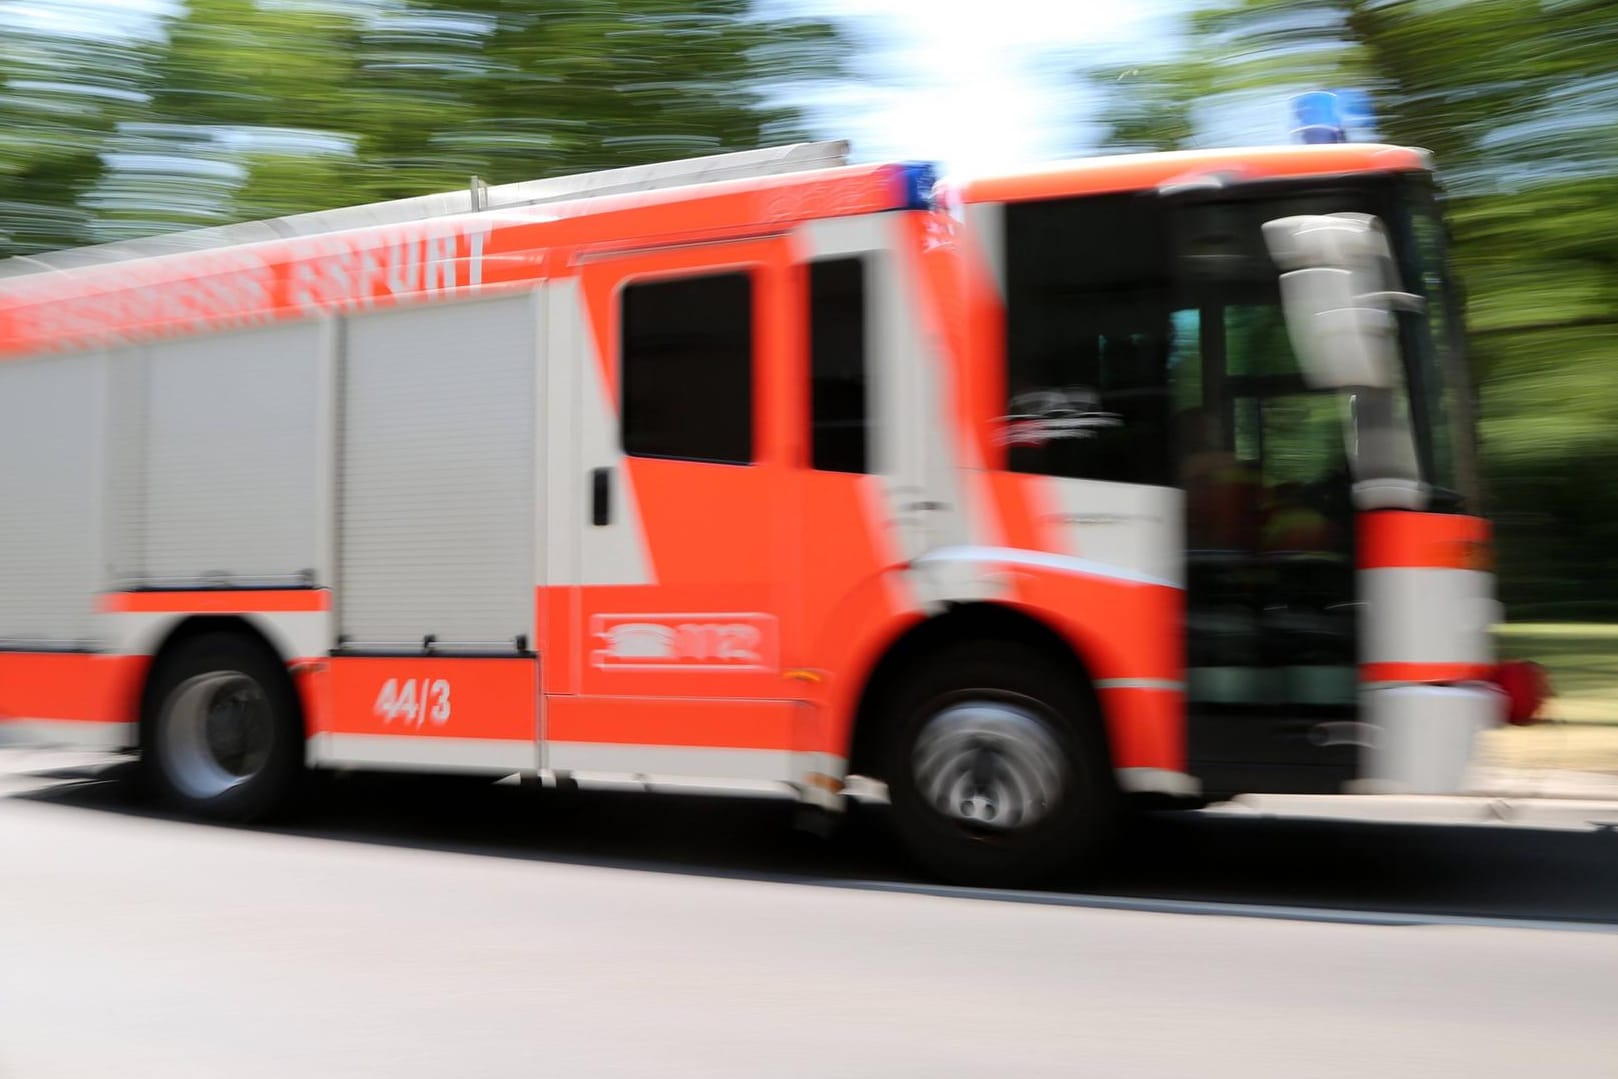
[546,236,803,779]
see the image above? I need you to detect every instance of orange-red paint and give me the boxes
[100,589,331,614]
[0,652,147,724]
[545,694,798,751]
[1361,661,1494,685]
[323,656,536,741]
[1359,512,1492,570]
[0,163,922,360]
[1097,685,1185,772]
[952,144,1430,206]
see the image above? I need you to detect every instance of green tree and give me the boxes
[397,0,848,183]
[6,0,848,248]
[0,3,156,257]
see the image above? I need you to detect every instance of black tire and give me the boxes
[883,641,1117,888]
[142,632,305,822]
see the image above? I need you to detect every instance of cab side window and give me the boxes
[621,272,753,465]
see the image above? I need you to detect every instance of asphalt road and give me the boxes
[3,754,1618,1078]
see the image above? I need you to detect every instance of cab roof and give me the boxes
[944,143,1432,206]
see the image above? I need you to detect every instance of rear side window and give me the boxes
[809,257,869,473]
[621,272,753,464]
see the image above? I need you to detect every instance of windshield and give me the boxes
[1391,178,1477,511]
[1171,175,1475,515]
[998,175,1478,517]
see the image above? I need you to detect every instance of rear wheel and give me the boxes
[144,633,304,822]
[883,642,1116,888]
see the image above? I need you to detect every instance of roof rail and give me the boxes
[0,140,851,280]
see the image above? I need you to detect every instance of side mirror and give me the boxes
[1262,213,1420,391]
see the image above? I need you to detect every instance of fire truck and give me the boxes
[0,138,1543,886]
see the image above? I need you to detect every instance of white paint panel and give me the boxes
[1116,767,1201,797]
[0,353,104,644]
[558,277,653,588]
[1354,684,1501,795]
[140,322,322,584]
[1362,567,1497,666]
[799,214,889,260]
[340,294,539,647]
[547,742,794,783]
[912,545,1177,589]
[963,202,1006,297]
[99,610,329,661]
[308,733,534,774]
[0,720,136,751]
[1043,477,1185,588]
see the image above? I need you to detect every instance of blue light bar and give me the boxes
[1291,89,1377,144]
[1292,91,1345,144]
[1335,88,1375,138]
[895,161,939,211]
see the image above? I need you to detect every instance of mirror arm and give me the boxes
[1360,290,1425,314]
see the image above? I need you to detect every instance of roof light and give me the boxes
[894,161,938,211]
[1335,89,1375,137]
[1292,91,1345,144]
[1292,89,1377,145]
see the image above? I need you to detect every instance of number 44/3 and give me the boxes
[373,678,451,729]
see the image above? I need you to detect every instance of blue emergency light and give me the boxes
[1291,90,1376,144]
[1292,91,1345,143]
[896,161,939,211]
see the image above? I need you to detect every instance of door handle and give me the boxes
[591,467,612,526]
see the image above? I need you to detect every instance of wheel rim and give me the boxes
[911,699,1066,831]
[160,671,274,800]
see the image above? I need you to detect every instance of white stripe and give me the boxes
[859,474,919,616]
[555,276,653,589]
[100,609,332,661]
[963,203,1005,298]
[799,214,889,259]
[0,719,136,751]
[1096,679,1185,692]
[309,733,535,774]
[1043,478,1184,588]
[1363,567,1497,665]
[548,742,794,784]
[913,545,1178,590]
[1116,767,1201,797]
[1356,683,1501,795]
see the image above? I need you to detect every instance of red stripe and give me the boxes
[1362,661,1492,684]
[0,653,147,723]
[1359,512,1491,570]
[101,589,330,614]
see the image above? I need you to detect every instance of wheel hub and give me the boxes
[912,701,1065,831]
[161,672,274,800]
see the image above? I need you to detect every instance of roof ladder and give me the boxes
[0,140,852,279]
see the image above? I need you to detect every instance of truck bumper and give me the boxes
[1344,683,1504,795]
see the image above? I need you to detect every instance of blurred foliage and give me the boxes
[0,0,847,247]
[1090,0,1618,617]
[0,4,156,254]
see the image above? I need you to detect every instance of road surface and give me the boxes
[3,752,1617,1078]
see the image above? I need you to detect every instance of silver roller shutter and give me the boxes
[338,293,538,650]
[0,352,105,646]
[138,322,323,586]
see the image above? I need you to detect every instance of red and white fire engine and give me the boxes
[0,138,1543,884]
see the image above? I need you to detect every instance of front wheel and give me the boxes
[884,643,1116,888]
